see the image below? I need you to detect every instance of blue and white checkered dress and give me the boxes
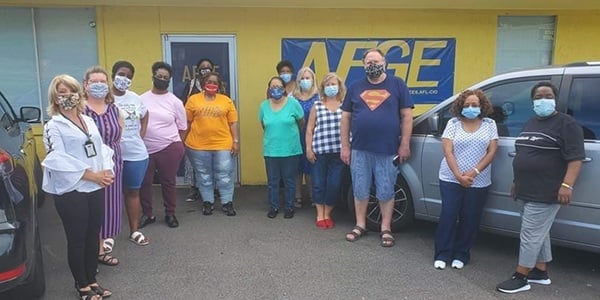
[312,101,342,154]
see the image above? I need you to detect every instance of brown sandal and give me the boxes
[345,226,367,242]
[380,230,395,247]
[97,253,119,266]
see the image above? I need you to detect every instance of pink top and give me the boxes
[140,90,187,154]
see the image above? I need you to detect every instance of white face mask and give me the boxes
[113,75,132,92]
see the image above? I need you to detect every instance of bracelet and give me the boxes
[233,139,239,143]
[473,167,481,175]
[561,182,573,190]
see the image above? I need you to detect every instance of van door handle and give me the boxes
[508,152,516,157]
[583,157,592,163]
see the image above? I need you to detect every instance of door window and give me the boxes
[483,79,550,137]
[566,77,600,140]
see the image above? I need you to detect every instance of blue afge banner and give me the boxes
[282,38,455,104]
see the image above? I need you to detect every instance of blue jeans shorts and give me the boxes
[350,149,397,201]
[123,159,149,189]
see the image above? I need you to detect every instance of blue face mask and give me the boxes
[269,87,285,100]
[533,98,556,117]
[324,85,339,97]
[88,82,109,99]
[299,79,312,90]
[461,106,481,119]
[279,73,292,84]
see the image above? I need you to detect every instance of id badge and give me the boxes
[84,140,97,158]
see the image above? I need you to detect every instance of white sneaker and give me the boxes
[434,260,446,270]
[451,259,464,269]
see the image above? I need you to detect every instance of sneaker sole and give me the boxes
[497,284,531,294]
[528,278,551,285]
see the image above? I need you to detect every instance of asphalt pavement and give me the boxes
[38,186,600,300]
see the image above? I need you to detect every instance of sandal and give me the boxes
[129,231,149,246]
[294,198,303,209]
[102,238,114,254]
[90,284,112,298]
[380,230,395,248]
[97,253,119,266]
[345,226,367,242]
[78,288,102,300]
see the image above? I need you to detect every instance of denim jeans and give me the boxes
[187,149,234,204]
[264,156,299,210]
[311,153,344,206]
[434,180,489,264]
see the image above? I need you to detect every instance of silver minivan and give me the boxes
[353,62,600,254]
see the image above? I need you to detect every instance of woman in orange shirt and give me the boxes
[185,72,240,216]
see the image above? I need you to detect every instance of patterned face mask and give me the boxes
[365,63,385,79]
[57,93,81,110]
[88,82,109,99]
[113,75,132,92]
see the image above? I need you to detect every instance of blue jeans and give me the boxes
[187,149,234,204]
[434,180,489,264]
[264,156,299,210]
[311,153,344,206]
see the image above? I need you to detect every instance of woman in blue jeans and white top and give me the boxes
[434,89,498,270]
[305,72,346,229]
[259,76,304,219]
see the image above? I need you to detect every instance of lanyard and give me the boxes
[60,113,91,141]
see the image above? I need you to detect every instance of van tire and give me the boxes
[347,175,414,232]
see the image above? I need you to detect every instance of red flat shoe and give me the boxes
[324,219,335,229]
[316,220,327,229]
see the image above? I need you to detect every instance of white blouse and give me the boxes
[438,117,498,188]
[41,114,114,195]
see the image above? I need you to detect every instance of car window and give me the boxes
[566,77,600,140]
[483,79,546,137]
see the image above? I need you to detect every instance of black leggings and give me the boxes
[54,189,104,286]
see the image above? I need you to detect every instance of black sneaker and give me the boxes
[267,208,278,219]
[528,267,551,285]
[283,208,294,219]
[222,202,237,216]
[496,272,531,294]
[202,201,214,215]
[186,187,200,202]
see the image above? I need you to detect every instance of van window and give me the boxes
[483,79,544,137]
[567,77,600,140]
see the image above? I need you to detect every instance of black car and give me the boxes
[0,90,45,299]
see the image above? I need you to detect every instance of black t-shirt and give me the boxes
[513,112,585,203]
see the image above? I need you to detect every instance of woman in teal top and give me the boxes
[259,76,304,219]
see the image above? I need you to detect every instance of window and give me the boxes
[567,77,600,140]
[495,16,556,74]
[0,7,97,119]
[483,79,549,137]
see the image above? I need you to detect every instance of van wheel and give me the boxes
[347,175,414,232]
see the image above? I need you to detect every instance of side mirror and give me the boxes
[428,113,440,135]
[19,106,41,123]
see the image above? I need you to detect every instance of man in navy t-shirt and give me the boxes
[340,48,414,247]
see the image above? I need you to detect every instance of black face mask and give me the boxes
[153,77,170,91]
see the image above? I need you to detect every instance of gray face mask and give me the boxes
[365,63,385,79]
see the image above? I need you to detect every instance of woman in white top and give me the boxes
[111,60,150,246]
[434,89,498,270]
[42,74,114,299]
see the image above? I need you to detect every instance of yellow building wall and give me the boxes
[93,7,600,184]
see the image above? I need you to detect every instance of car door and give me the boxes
[555,69,600,251]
